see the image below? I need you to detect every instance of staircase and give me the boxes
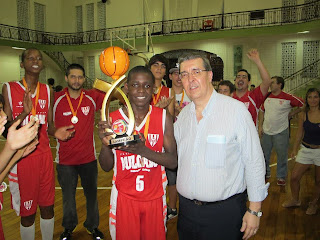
[284,59,320,98]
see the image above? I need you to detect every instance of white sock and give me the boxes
[40,217,54,240]
[20,223,35,240]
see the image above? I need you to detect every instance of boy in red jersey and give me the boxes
[2,48,72,240]
[98,66,177,240]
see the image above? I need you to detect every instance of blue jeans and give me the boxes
[57,160,99,231]
[261,128,289,179]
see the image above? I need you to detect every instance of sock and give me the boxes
[40,217,54,240]
[20,223,35,240]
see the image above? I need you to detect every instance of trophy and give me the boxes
[94,46,140,148]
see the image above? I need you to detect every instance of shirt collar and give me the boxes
[189,90,217,117]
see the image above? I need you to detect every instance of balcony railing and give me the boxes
[284,59,320,94]
[0,1,319,46]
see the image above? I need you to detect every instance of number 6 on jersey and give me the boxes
[136,175,144,192]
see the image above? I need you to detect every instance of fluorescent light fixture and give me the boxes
[12,47,26,50]
[297,31,310,34]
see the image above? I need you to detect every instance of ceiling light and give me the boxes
[12,47,26,50]
[297,31,310,34]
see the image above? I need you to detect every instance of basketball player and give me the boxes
[148,54,175,117]
[54,63,105,240]
[98,66,177,240]
[2,48,72,240]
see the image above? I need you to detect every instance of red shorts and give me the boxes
[9,150,55,216]
[116,191,166,240]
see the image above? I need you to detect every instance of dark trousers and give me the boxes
[57,160,99,231]
[177,192,247,240]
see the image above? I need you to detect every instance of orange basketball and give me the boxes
[99,46,130,80]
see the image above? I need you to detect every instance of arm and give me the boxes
[291,111,305,158]
[241,202,262,240]
[168,88,175,118]
[117,111,178,169]
[258,110,264,138]
[240,107,268,239]
[247,49,272,96]
[98,120,115,172]
[47,87,75,141]
[0,118,39,173]
[288,107,303,120]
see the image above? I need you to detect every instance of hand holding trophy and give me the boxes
[94,46,140,148]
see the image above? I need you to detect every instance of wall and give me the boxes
[0,46,65,92]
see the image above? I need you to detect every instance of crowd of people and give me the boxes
[0,47,318,240]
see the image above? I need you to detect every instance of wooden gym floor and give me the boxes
[0,117,319,240]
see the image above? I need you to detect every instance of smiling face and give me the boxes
[235,71,250,91]
[170,70,181,88]
[126,72,154,108]
[180,58,213,103]
[150,61,166,81]
[65,69,85,91]
[20,49,43,75]
[307,91,320,109]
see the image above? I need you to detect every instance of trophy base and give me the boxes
[109,134,141,148]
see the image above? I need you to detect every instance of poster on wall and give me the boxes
[234,45,243,76]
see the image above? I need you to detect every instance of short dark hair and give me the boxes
[148,54,169,70]
[178,54,212,72]
[66,63,85,76]
[218,80,235,93]
[127,66,155,84]
[47,78,55,86]
[272,76,285,90]
[21,48,42,62]
[0,94,4,105]
[237,69,251,81]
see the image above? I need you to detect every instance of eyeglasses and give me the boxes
[179,69,209,80]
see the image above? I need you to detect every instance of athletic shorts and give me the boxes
[109,186,166,240]
[9,150,55,216]
[296,145,320,166]
[165,167,177,186]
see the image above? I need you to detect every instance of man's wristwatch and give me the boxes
[247,208,263,217]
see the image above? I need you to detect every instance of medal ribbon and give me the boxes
[22,78,40,117]
[65,90,84,121]
[179,90,185,107]
[133,106,151,167]
[152,85,162,105]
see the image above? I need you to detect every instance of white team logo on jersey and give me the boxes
[148,134,159,147]
[24,200,33,210]
[38,99,46,109]
[81,106,90,116]
[244,102,250,109]
[17,101,23,108]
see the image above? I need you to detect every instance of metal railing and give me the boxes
[0,1,319,45]
[284,59,320,94]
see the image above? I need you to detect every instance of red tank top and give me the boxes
[5,81,50,156]
[151,86,170,105]
[110,106,167,200]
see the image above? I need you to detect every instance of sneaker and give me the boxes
[282,199,301,208]
[277,178,286,186]
[86,228,104,240]
[60,229,72,240]
[167,206,178,221]
[306,202,318,215]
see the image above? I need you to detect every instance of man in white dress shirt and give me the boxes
[174,53,269,240]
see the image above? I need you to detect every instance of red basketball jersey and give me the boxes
[151,86,170,105]
[5,81,50,156]
[110,106,167,201]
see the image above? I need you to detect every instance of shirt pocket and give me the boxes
[205,135,226,168]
